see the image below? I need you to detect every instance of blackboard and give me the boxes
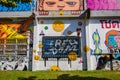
[42,36,81,58]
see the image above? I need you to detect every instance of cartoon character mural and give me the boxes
[104,30,120,54]
[95,30,120,70]
[39,0,84,15]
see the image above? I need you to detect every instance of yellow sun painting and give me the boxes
[52,21,65,32]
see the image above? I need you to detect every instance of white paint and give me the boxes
[32,19,86,71]
[87,19,120,70]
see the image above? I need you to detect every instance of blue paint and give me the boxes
[107,35,117,48]
[92,29,102,54]
[3,6,8,11]
[0,5,2,11]
[0,0,34,11]
[42,36,81,58]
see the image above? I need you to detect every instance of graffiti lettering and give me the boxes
[100,20,120,29]
[0,1,33,11]
[48,40,78,54]
[87,0,120,10]
[0,56,28,70]
[42,36,81,57]
[97,55,120,70]
[105,60,120,70]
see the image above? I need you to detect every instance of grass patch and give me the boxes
[0,70,119,80]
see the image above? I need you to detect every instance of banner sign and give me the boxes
[42,36,81,58]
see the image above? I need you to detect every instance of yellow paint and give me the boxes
[51,12,55,16]
[67,31,72,35]
[40,20,44,24]
[58,11,64,16]
[34,55,40,60]
[83,46,90,52]
[38,43,43,48]
[12,35,25,39]
[68,51,77,61]
[0,24,25,39]
[52,21,65,32]
[67,14,72,18]
[33,50,37,53]
[106,55,110,58]
[50,65,60,71]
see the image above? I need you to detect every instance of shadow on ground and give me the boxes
[18,74,111,80]
[57,74,111,80]
[18,76,37,80]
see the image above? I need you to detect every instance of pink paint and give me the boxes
[78,60,83,64]
[87,0,120,10]
[114,36,120,48]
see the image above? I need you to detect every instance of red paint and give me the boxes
[100,20,120,29]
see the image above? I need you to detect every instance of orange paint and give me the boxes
[0,16,33,39]
[0,24,21,38]
[105,30,118,45]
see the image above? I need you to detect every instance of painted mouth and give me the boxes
[57,6,65,10]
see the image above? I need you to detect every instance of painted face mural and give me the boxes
[39,0,83,15]
[40,0,82,10]
[105,30,120,54]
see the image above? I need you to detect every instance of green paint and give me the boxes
[44,26,48,30]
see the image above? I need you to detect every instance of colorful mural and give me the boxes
[39,0,84,15]
[96,55,120,70]
[0,0,34,11]
[87,0,120,10]
[32,19,84,71]
[105,30,120,54]
[92,29,102,54]
[0,24,24,39]
[0,18,34,71]
[90,23,120,71]
[0,17,33,39]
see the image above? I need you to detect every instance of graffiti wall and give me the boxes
[38,0,84,16]
[87,19,120,70]
[87,0,120,10]
[32,19,86,71]
[0,18,34,70]
[0,0,34,11]
[42,36,81,58]
[0,55,28,70]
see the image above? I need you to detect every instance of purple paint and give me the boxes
[87,0,120,10]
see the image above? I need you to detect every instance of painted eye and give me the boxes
[66,2,76,5]
[46,2,56,5]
